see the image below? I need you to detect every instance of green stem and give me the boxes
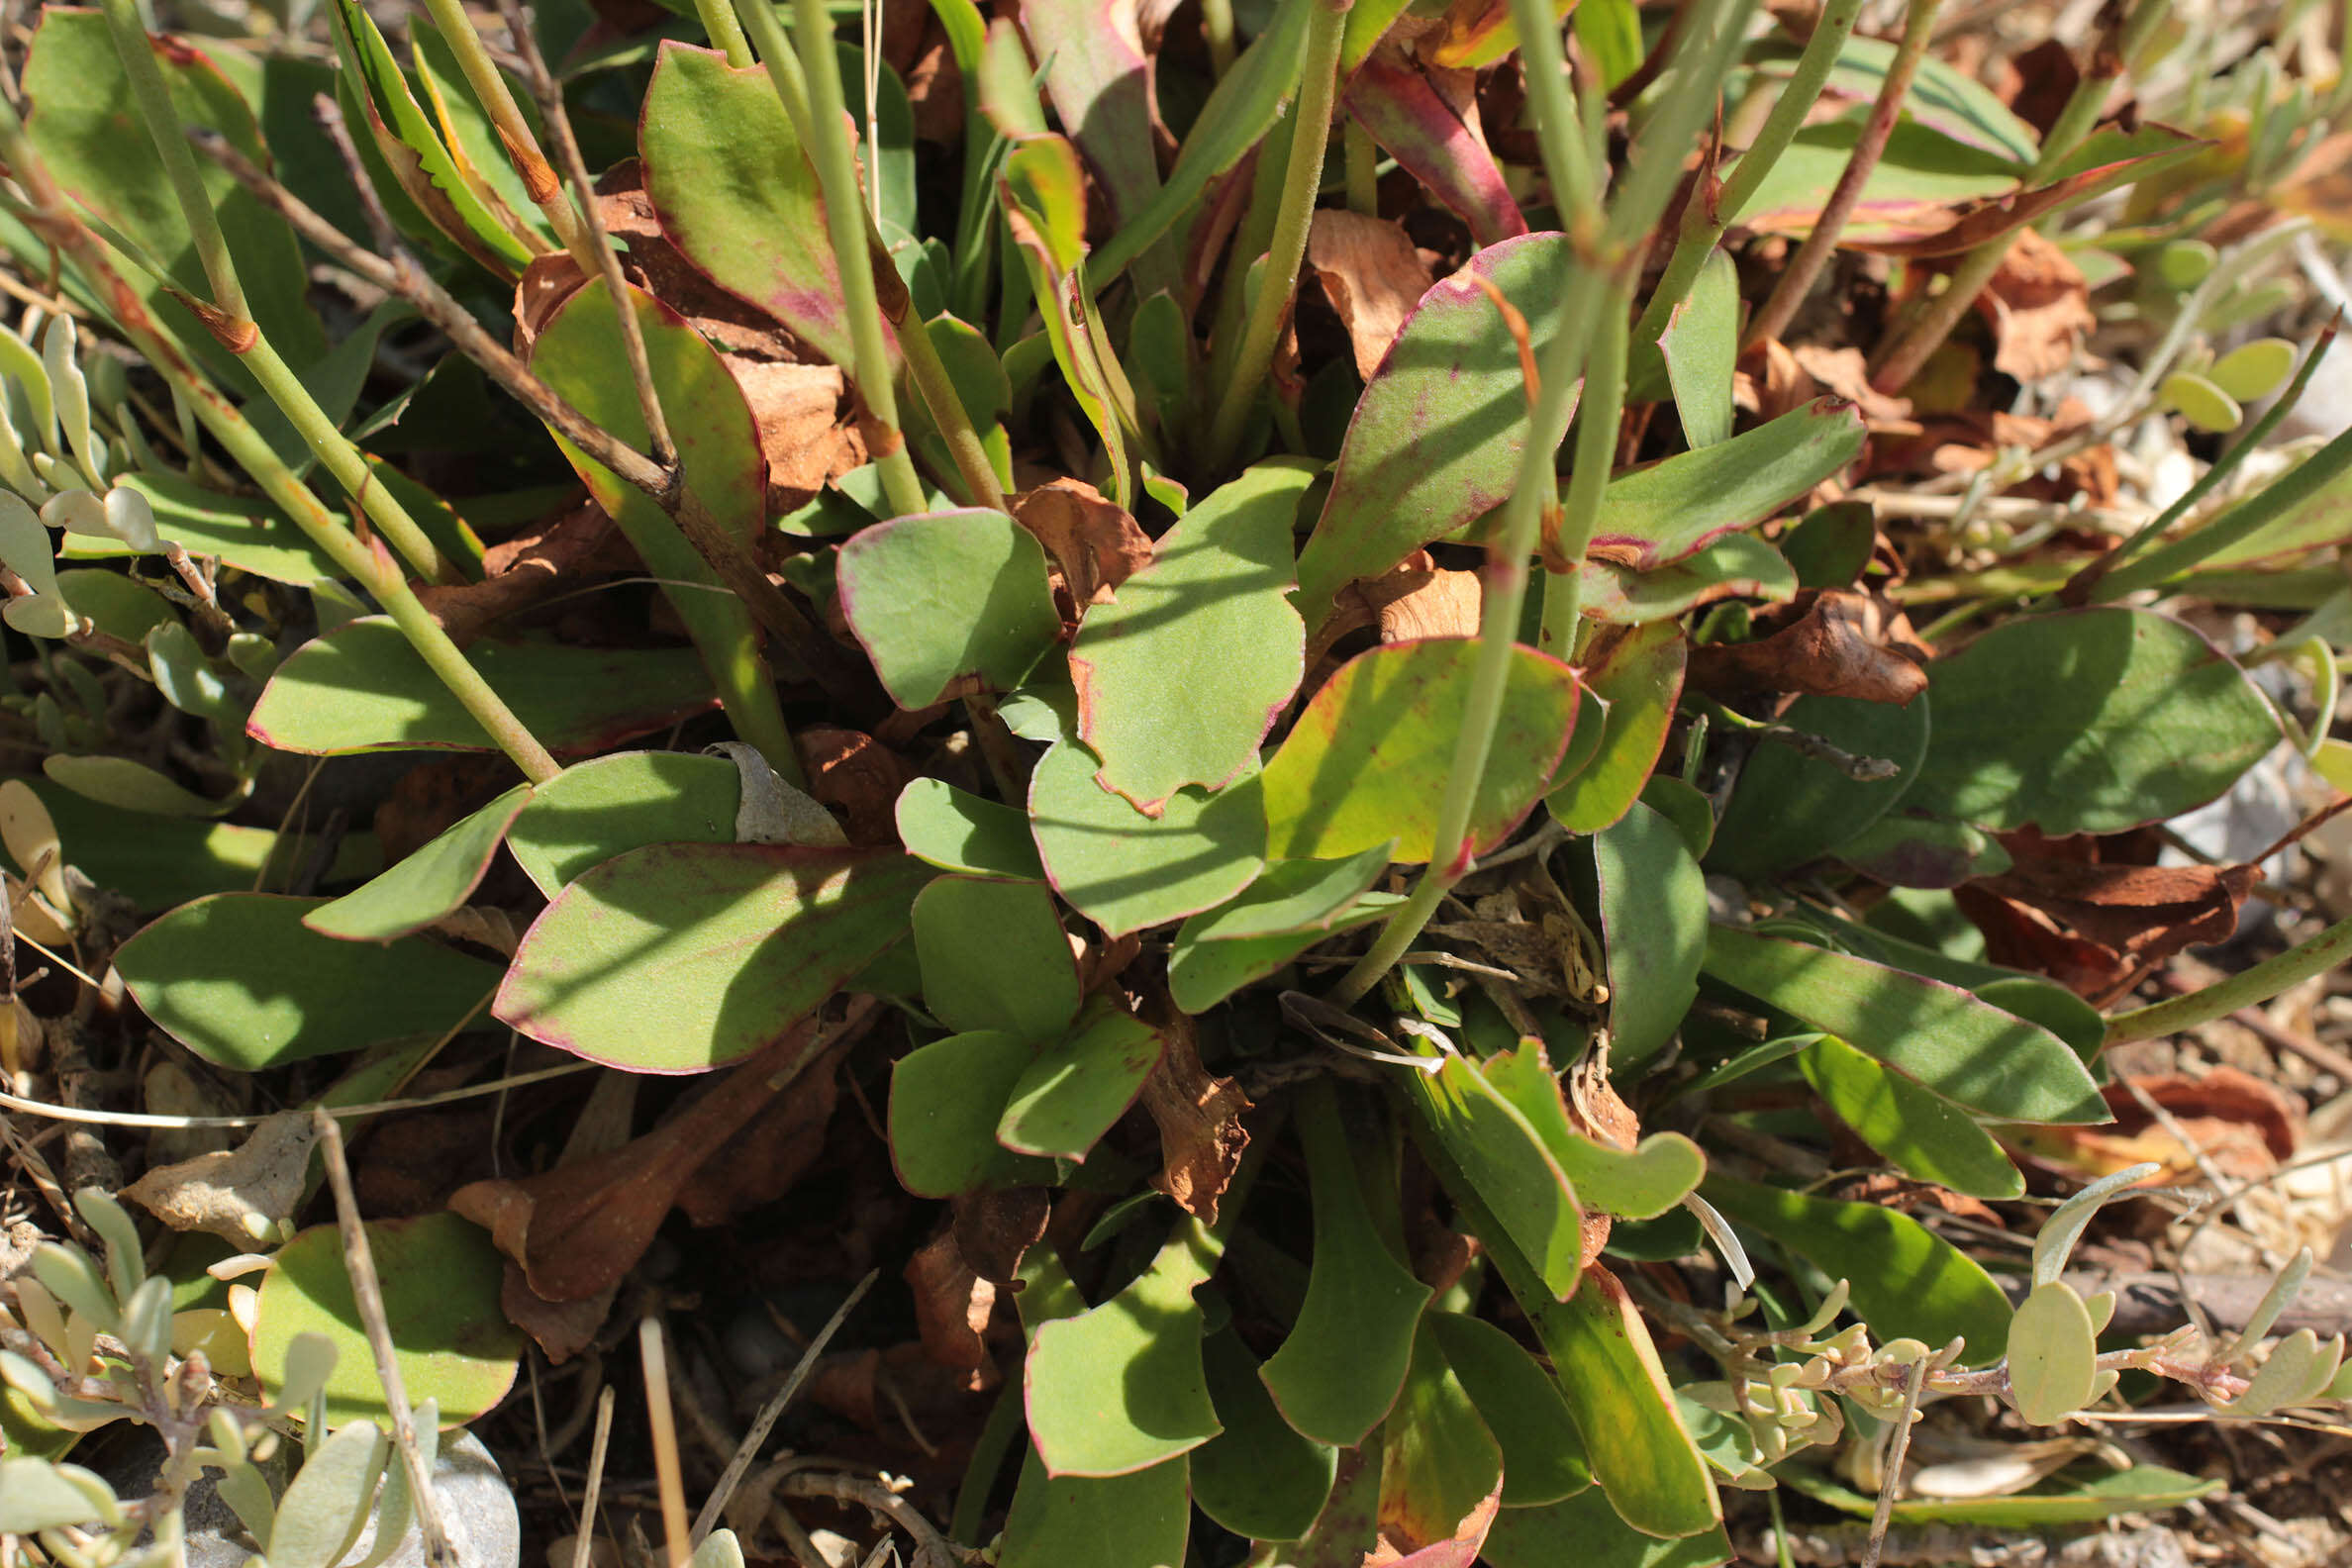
[949,1379,1026,1545]
[96,0,246,325]
[750,0,929,517]
[896,307,1011,510]
[695,0,757,67]
[1344,119,1379,215]
[415,0,597,268]
[1742,0,1926,348]
[1203,0,1238,77]
[1634,0,1865,350]
[1540,269,1631,654]
[1205,115,1294,409]
[1511,0,1600,227]
[2105,915,2352,1046]
[1203,0,1349,473]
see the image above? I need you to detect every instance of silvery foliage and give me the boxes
[1,1186,434,1568]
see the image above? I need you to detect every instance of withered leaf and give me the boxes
[121,1110,317,1246]
[903,1226,995,1375]
[1686,588,1929,706]
[1308,210,1435,380]
[1137,1007,1251,1224]
[1016,478,1153,609]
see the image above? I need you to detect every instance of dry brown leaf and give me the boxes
[1312,549,1439,668]
[728,358,864,515]
[1016,479,1152,608]
[1787,344,1918,430]
[1376,566,1484,642]
[795,727,913,846]
[950,1186,1051,1286]
[1975,228,2096,382]
[1138,1008,1251,1224]
[1308,211,1435,379]
[598,161,807,359]
[674,1043,843,1225]
[2016,1069,2299,1185]
[1686,588,1929,706]
[120,1110,316,1246]
[1822,1172,2002,1226]
[414,502,633,644]
[904,1227,994,1375]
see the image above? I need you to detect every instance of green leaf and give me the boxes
[1800,1034,2023,1199]
[1426,1311,1590,1507]
[268,1421,388,1568]
[1262,639,1580,864]
[1730,120,2030,245]
[115,895,500,1070]
[53,570,175,644]
[495,844,929,1071]
[1480,1486,1733,1568]
[2209,338,2298,403]
[24,11,325,378]
[1595,800,1707,1074]
[1261,1088,1432,1447]
[1378,1315,1504,1549]
[1178,844,1397,942]
[0,1459,109,1532]
[1833,809,2013,888]
[1702,1172,2013,1362]
[896,777,1045,878]
[1657,248,1738,448]
[1480,1045,1705,1220]
[1029,740,1266,936]
[998,1451,1190,1568]
[2008,1281,2098,1423]
[1548,621,1687,833]
[1578,399,1866,570]
[506,751,740,895]
[42,754,236,819]
[1407,1053,1585,1299]
[1703,925,2106,1124]
[1753,33,2037,163]
[15,776,372,908]
[1166,892,1403,1014]
[1295,234,1576,625]
[61,474,338,583]
[250,1214,521,1427]
[1780,1462,2219,1526]
[303,785,531,942]
[913,874,1080,1039]
[638,45,860,372]
[529,278,789,763]
[1071,461,1312,809]
[837,510,1062,709]
[1190,1327,1338,1540]
[1904,608,2279,834]
[1518,1265,1719,1538]
[998,1000,1164,1158]
[1026,1219,1224,1475]
[888,1029,1056,1196]
[248,618,718,757]
[1578,533,1799,626]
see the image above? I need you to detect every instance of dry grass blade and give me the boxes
[640,1317,693,1568]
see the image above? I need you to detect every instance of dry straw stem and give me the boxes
[691,1270,878,1541]
[0,100,560,780]
[640,1318,694,1567]
[313,1106,459,1568]
[570,1386,620,1568]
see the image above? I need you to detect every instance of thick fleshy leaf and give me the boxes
[1730,121,2032,245]
[24,12,325,377]
[1834,810,2013,888]
[1427,1312,1589,1507]
[1072,461,1313,808]
[913,875,1080,1039]
[1166,892,1404,1014]
[303,785,530,942]
[1781,1463,2218,1527]
[116,895,501,1071]
[1480,1487,1732,1568]
[249,1214,521,1426]
[1378,1317,1504,1552]
[1190,1328,1338,1539]
[1703,1173,2013,1363]
[495,844,929,1072]
[1708,692,1931,879]
[1026,1219,1224,1476]
[998,1000,1165,1158]
[1519,1265,1719,1539]
[62,474,338,583]
[1658,249,1738,448]
[1548,621,1686,833]
[1751,34,2037,163]
[896,778,1045,878]
[836,511,1063,710]
[1580,399,1865,570]
[1703,926,2106,1124]
[889,1029,1056,1196]
[1025,0,1161,238]
[506,751,739,895]
[1296,235,1572,624]
[1480,1045,1704,1220]
[1340,55,1526,249]
[1800,1035,2023,1199]
[43,755,236,819]
[997,1452,1190,1568]
[638,46,859,371]
[1177,844,1396,941]
[2008,1281,2099,1423]
[13,777,374,909]
[1902,608,2280,835]
[1577,534,1799,626]
[1261,1088,1432,1447]
[1408,1054,1585,1298]
[1594,801,1707,1074]
[1029,740,1266,936]
[1001,137,1136,509]
[247,619,715,757]
[1262,639,1579,865]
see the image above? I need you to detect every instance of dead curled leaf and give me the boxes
[1957,852,2255,1003]
[415,502,634,644]
[120,1110,318,1246]
[1307,210,1436,380]
[951,1185,1051,1286]
[2016,1068,2300,1186]
[1971,228,2097,382]
[1016,478,1153,609]
[1685,587,1930,706]
[1137,1006,1251,1224]
[904,1226,995,1377]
